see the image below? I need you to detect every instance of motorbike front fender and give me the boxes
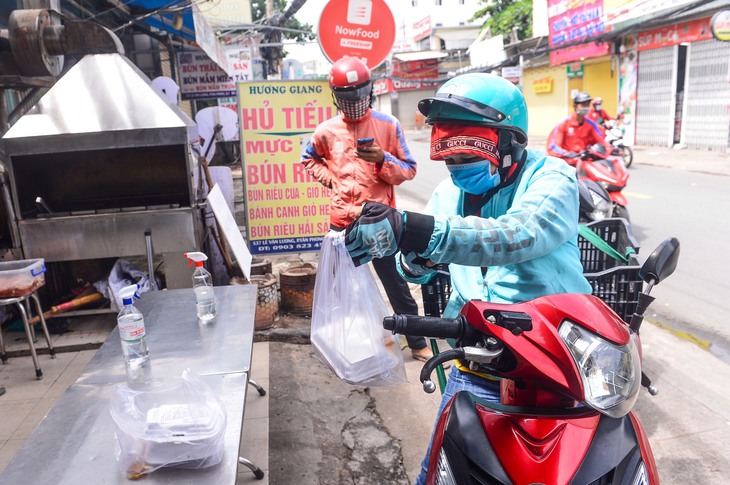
[610,191,628,206]
[431,392,659,485]
[582,162,620,186]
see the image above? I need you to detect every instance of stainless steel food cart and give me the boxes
[0,284,259,484]
[1,53,206,288]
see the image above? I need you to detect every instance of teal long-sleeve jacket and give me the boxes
[397,148,591,319]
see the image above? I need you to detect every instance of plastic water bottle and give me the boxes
[185,252,216,322]
[117,284,150,381]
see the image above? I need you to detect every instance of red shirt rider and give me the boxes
[586,97,613,129]
[547,92,613,165]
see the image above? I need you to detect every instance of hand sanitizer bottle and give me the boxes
[117,284,150,381]
[185,252,216,322]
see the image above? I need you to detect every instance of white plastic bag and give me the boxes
[109,369,227,478]
[310,231,407,386]
[93,258,151,312]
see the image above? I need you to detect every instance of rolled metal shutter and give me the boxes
[636,46,676,147]
[682,39,730,151]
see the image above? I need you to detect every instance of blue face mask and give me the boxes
[447,160,501,195]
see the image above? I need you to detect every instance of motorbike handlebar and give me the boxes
[383,314,470,340]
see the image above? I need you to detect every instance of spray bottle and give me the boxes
[117,284,150,380]
[185,252,216,322]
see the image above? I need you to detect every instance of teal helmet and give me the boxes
[418,73,528,144]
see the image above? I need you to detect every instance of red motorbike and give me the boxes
[384,238,680,485]
[575,144,631,221]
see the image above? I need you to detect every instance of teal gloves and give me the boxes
[345,202,405,266]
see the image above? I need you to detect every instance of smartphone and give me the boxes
[357,137,374,148]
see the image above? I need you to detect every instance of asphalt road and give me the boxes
[621,162,730,363]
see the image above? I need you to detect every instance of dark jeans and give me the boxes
[371,254,427,350]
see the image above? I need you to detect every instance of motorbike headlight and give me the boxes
[589,191,612,220]
[435,448,457,485]
[559,320,641,418]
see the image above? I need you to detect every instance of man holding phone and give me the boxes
[302,56,437,363]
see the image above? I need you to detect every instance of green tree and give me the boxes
[250,0,315,75]
[471,0,533,41]
[250,0,314,43]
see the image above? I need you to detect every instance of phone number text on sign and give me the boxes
[249,237,324,255]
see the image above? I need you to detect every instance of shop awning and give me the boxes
[393,50,448,62]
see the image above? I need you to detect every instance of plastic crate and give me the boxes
[584,254,642,323]
[421,268,452,318]
[578,218,640,273]
[0,258,46,298]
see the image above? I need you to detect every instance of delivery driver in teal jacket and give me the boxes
[344,73,592,485]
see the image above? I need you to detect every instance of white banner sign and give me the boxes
[179,49,253,100]
[192,1,231,75]
[502,66,522,79]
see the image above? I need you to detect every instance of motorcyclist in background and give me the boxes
[587,96,614,130]
[343,73,592,485]
[546,91,614,164]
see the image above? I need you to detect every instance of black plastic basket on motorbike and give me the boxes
[421,266,452,318]
[579,219,643,323]
[584,262,642,324]
[578,218,640,272]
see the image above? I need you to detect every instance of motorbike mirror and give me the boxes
[586,143,607,159]
[639,238,680,284]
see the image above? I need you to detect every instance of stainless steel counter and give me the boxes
[0,284,257,484]
[77,285,257,384]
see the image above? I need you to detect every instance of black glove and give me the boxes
[563,151,579,158]
[345,202,436,267]
[345,202,404,267]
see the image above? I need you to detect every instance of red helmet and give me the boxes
[592,97,603,106]
[328,56,372,101]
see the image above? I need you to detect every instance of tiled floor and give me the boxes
[0,314,270,483]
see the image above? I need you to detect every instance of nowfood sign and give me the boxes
[318,0,396,69]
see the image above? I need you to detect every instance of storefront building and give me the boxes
[523,55,619,138]
[522,61,568,137]
[631,17,730,151]
[527,0,619,139]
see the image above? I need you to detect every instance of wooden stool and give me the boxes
[0,292,56,379]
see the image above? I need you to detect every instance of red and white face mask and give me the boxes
[335,95,371,121]
[430,124,504,194]
[430,123,501,166]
